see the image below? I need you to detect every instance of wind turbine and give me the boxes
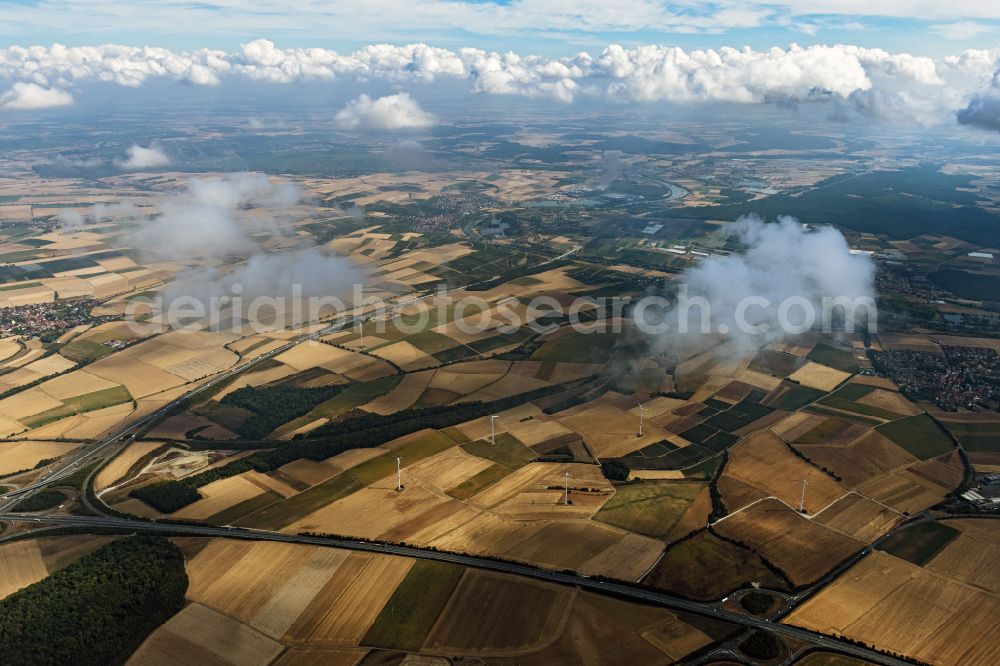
[490,415,498,445]
[396,457,403,491]
[638,403,646,437]
[563,471,573,505]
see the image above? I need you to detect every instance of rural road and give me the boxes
[1,244,582,513]
[0,314,356,512]
[0,512,913,666]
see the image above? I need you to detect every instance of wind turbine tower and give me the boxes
[490,415,498,445]
[638,403,646,437]
[799,478,809,513]
[396,457,402,491]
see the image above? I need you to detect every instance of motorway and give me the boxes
[0,512,913,666]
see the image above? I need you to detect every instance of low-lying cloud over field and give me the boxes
[643,215,876,351]
[334,93,435,130]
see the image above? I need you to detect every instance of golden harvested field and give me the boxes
[242,470,300,498]
[364,370,433,415]
[786,549,1000,665]
[558,402,668,457]
[36,370,120,401]
[127,602,284,666]
[0,540,48,599]
[288,552,413,644]
[453,403,542,441]
[371,341,438,371]
[402,447,494,492]
[488,463,612,521]
[283,482,462,541]
[274,341,345,371]
[924,519,1000,593]
[172,475,267,520]
[277,458,342,486]
[722,431,847,514]
[788,362,851,391]
[459,513,661,580]
[856,389,920,416]
[468,461,596,510]
[465,372,550,402]
[0,440,79,476]
[426,367,504,396]
[423,570,572,654]
[86,355,187,398]
[503,417,574,448]
[94,441,162,491]
[0,338,21,363]
[714,498,864,586]
[793,430,920,488]
[812,492,902,542]
[0,386,64,420]
[854,455,961,514]
[186,540,344,633]
[211,364,297,400]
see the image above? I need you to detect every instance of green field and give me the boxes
[644,531,788,601]
[816,394,902,421]
[878,521,960,565]
[237,474,364,530]
[404,329,464,355]
[460,432,537,468]
[349,430,457,484]
[22,385,133,428]
[767,383,825,411]
[362,560,465,650]
[446,463,512,500]
[683,456,722,479]
[749,350,806,378]
[271,375,401,437]
[530,330,624,363]
[941,420,1000,452]
[876,413,954,459]
[59,338,115,363]
[594,480,706,539]
[806,343,860,374]
[206,490,281,525]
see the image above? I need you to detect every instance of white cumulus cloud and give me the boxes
[2,40,1000,123]
[334,93,435,130]
[117,144,172,170]
[0,82,73,110]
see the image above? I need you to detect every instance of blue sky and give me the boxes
[1,0,999,56]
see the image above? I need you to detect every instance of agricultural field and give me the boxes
[785,520,1000,665]
[155,537,729,662]
[643,530,789,600]
[594,479,708,539]
[0,535,118,600]
[713,499,865,586]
